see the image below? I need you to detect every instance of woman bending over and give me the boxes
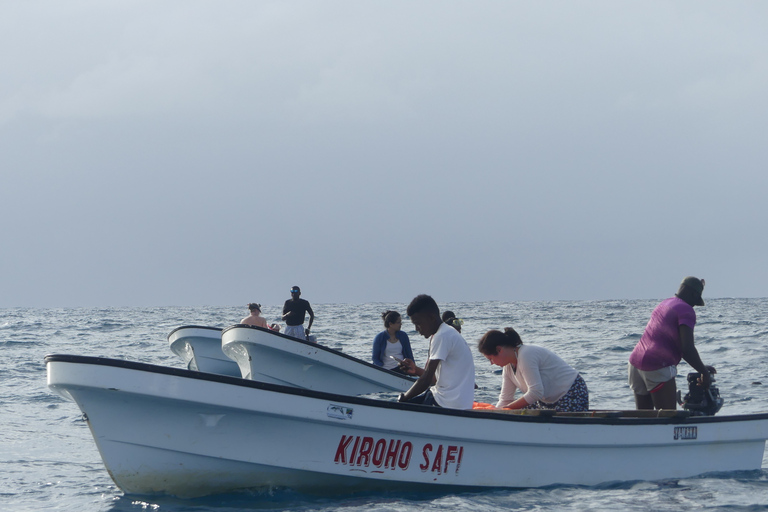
[477,327,588,412]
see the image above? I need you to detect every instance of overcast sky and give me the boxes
[2,1,767,308]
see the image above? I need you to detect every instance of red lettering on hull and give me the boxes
[334,435,463,475]
[384,439,401,469]
[334,435,353,464]
[420,443,432,471]
[356,437,374,466]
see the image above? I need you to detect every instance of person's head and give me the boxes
[406,294,442,338]
[477,327,523,358]
[248,303,262,314]
[290,286,301,298]
[676,276,705,307]
[442,310,462,333]
[381,310,402,330]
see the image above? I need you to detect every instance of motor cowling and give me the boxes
[677,372,724,416]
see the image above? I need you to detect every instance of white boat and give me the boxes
[221,324,416,394]
[167,325,239,377]
[46,354,768,498]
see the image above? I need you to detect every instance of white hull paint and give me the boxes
[221,324,415,394]
[47,355,768,498]
[167,325,240,377]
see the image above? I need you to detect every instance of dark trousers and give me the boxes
[402,389,441,407]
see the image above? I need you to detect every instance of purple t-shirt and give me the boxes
[629,297,696,371]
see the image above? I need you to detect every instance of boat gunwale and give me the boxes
[221,324,415,382]
[167,325,223,339]
[45,354,768,426]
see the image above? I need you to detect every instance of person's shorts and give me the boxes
[284,324,306,340]
[628,363,677,395]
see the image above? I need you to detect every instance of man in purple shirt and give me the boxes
[628,276,714,410]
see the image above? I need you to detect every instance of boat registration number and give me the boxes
[674,426,698,440]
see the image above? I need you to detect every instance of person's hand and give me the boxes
[697,370,712,389]
[305,328,312,339]
[398,393,407,402]
[400,358,417,375]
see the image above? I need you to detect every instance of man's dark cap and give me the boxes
[678,276,705,306]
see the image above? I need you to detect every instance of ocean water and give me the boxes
[2,299,768,511]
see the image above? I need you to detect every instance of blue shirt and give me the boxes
[372,330,414,367]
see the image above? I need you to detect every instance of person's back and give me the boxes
[241,303,269,328]
[429,322,475,409]
[241,315,268,328]
[504,344,578,406]
[630,296,695,371]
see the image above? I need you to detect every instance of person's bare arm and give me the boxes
[399,359,440,401]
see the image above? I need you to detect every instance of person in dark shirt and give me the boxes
[282,286,314,341]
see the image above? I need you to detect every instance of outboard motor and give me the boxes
[677,372,724,416]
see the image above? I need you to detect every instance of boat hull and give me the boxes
[221,324,415,394]
[168,325,240,377]
[46,355,768,497]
